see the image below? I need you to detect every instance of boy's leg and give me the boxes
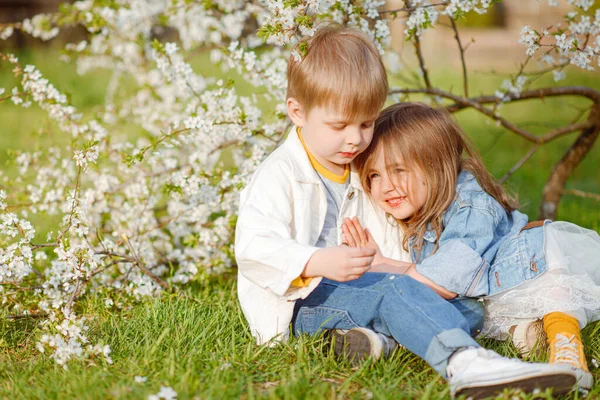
[448,297,484,337]
[293,272,478,375]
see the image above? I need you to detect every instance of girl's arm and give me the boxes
[370,258,458,300]
[342,217,458,300]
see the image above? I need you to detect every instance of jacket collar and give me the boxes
[283,126,365,193]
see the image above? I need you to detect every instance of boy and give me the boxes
[235,25,577,398]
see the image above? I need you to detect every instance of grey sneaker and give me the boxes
[330,328,397,363]
[447,347,577,399]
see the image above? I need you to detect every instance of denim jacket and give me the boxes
[411,170,548,297]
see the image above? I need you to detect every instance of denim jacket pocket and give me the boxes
[487,225,547,296]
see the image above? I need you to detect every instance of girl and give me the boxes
[342,102,600,390]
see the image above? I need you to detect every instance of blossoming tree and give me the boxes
[0,0,599,366]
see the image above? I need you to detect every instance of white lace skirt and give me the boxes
[480,221,600,340]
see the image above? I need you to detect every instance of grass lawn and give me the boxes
[1,47,599,399]
[2,276,599,399]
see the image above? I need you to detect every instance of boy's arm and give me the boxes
[235,164,319,297]
[236,162,376,295]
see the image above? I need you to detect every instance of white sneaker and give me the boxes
[447,347,577,399]
[330,328,397,363]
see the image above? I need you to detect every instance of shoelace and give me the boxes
[553,334,582,368]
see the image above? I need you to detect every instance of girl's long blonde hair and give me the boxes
[354,102,517,254]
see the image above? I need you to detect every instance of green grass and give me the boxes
[1,278,599,399]
[1,48,600,398]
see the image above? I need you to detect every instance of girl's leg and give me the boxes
[543,311,593,389]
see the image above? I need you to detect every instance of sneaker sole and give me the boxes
[455,372,576,399]
[575,369,594,390]
[330,329,381,363]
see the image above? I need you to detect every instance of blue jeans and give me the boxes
[292,273,483,378]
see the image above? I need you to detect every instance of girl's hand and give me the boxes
[342,217,384,265]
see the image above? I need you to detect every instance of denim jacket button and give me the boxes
[348,191,355,200]
[530,261,538,272]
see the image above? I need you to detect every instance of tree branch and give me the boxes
[390,87,539,142]
[413,36,432,89]
[563,189,600,202]
[449,18,468,97]
[499,145,539,183]
[121,234,170,291]
[540,104,600,219]
[390,88,596,145]
[445,86,600,113]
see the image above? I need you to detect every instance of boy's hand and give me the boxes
[303,246,375,282]
[342,217,384,265]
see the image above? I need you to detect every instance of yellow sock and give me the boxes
[543,312,588,372]
[543,312,581,342]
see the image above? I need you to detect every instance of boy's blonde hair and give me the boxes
[354,102,517,254]
[287,24,388,120]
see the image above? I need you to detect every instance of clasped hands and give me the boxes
[342,217,415,275]
[303,217,414,282]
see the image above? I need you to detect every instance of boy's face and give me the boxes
[367,147,428,220]
[287,99,376,174]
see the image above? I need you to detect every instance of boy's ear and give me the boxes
[286,98,305,127]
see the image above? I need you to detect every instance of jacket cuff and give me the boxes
[273,244,319,296]
[415,246,486,296]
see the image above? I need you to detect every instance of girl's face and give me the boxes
[367,146,428,221]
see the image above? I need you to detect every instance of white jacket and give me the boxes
[235,128,409,345]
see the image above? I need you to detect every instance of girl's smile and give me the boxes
[384,196,406,208]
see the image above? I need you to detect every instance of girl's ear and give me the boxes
[286,98,305,127]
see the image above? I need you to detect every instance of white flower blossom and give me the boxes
[519,25,540,56]
[553,70,566,81]
[0,26,14,40]
[149,386,177,400]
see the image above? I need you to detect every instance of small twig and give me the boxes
[500,145,540,183]
[521,61,569,78]
[6,312,48,320]
[121,234,170,291]
[539,122,593,144]
[57,165,83,242]
[31,243,58,250]
[403,0,432,89]
[65,279,83,311]
[380,1,448,14]
[563,189,600,202]
[413,36,432,89]
[90,259,124,278]
[0,283,42,291]
[449,18,469,97]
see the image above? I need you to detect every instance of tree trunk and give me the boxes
[539,104,600,220]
